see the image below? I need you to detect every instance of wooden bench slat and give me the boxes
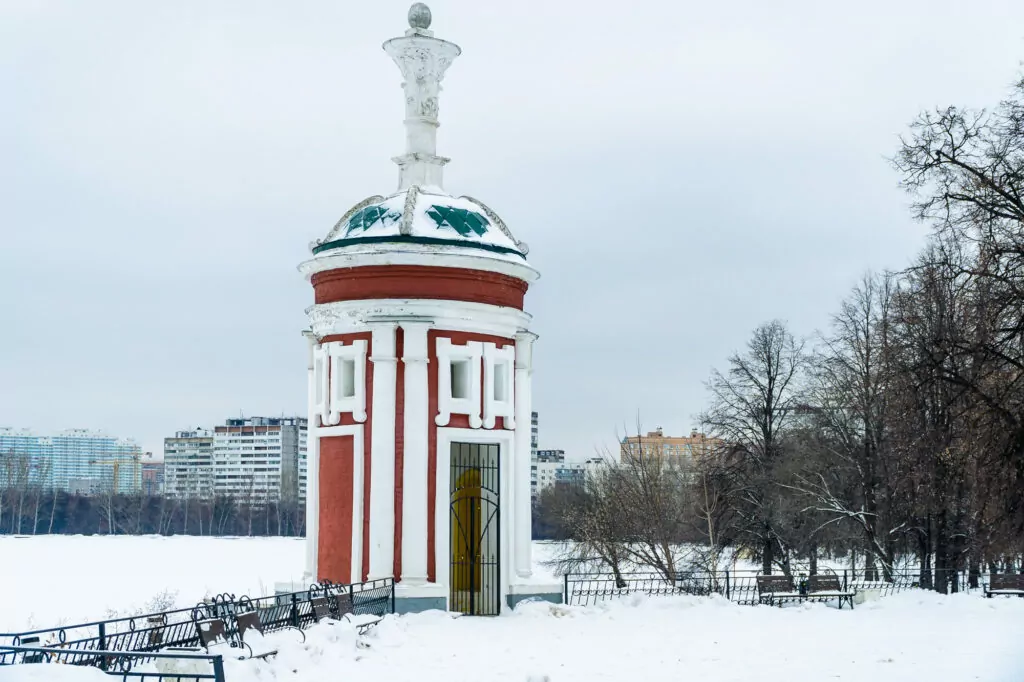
[986,573,1024,597]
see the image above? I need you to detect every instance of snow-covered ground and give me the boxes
[7,592,1024,681]
[0,536,563,632]
[0,535,307,631]
[2,536,1023,681]
[226,593,1024,682]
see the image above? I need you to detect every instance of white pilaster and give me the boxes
[303,331,319,581]
[368,323,398,580]
[513,332,537,578]
[400,321,432,583]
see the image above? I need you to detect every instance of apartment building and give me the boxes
[620,428,720,466]
[163,430,215,498]
[0,427,143,494]
[212,417,307,503]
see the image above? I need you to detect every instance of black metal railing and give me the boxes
[0,645,226,682]
[0,577,395,679]
[563,568,988,606]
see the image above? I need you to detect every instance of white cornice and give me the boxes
[297,245,540,284]
[308,298,533,340]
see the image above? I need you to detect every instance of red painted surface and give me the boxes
[312,266,528,310]
[318,435,354,583]
[425,330,514,583]
[393,327,405,582]
[315,332,373,582]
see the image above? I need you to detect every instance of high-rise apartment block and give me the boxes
[163,430,214,498]
[163,417,307,502]
[213,417,307,502]
[0,428,143,494]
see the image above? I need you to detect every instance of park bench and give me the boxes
[343,612,384,635]
[984,573,1024,598]
[805,575,856,609]
[310,595,382,635]
[195,618,238,654]
[235,609,306,659]
[756,575,802,606]
[311,597,332,622]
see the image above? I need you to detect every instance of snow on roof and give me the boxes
[312,186,529,264]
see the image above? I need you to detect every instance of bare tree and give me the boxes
[701,320,806,574]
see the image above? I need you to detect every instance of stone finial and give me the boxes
[408,3,432,30]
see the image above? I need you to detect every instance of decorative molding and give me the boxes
[400,185,420,236]
[308,298,532,340]
[460,195,529,256]
[383,38,461,128]
[434,337,483,428]
[514,331,538,371]
[321,195,385,246]
[299,246,540,284]
[314,339,369,425]
[482,342,516,429]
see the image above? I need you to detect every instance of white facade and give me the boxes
[531,460,560,498]
[164,419,307,502]
[212,417,307,502]
[164,430,214,498]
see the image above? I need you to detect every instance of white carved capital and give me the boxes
[383,36,461,125]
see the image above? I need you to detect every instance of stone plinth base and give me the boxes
[507,581,564,609]
[394,581,448,614]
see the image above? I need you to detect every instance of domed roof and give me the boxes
[302,6,538,282]
[312,185,528,264]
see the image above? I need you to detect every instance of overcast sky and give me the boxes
[2,0,1023,459]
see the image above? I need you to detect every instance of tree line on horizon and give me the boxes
[0,463,306,537]
[534,71,1024,592]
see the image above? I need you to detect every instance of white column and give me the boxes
[368,323,398,579]
[513,332,537,578]
[400,322,431,583]
[303,331,319,581]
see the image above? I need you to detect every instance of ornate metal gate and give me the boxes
[449,442,500,615]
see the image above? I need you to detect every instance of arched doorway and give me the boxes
[449,442,500,615]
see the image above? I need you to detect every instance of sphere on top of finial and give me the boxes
[408,3,432,30]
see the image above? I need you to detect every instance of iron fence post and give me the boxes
[290,593,300,628]
[390,579,396,614]
[97,622,107,671]
[843,569,848,591]
[212,655,226,682]
[563,574,568,605]
[350,582,355,614]
[724,570,730,600]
